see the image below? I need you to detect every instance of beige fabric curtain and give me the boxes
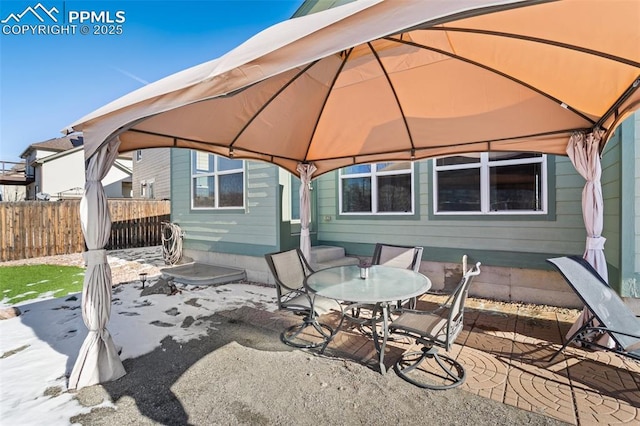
[567,131,608,280]
[565,131,614,348]
[68,138,126,390]
[297,163,317,262]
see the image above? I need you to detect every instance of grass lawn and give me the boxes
[0,264,85,305]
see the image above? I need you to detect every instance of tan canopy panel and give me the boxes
[68,0,639,177]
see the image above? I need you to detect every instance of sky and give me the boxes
[0,0,304,162]
[0,258,277,424]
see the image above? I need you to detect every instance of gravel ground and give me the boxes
[0,248,165,285]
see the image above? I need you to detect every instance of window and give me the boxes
[140,180,154,198]
[191,151,244,209]
[339,162,414,215]
[433,152,547,215]
[290,176,301,222]
[136,150,142,162]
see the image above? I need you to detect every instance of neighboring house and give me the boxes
[0,185,27,202]
[0,161,29,201]
[131,148,171,200]
[19,135,133,201]
[167,112,640,311]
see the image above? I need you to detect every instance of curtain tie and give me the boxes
[586,236,606,250]
[83,249,107,266]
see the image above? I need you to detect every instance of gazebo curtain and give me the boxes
[68,138,126,390]
[565,131,614,348]
[298,163,317,262]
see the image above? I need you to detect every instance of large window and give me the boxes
[433,152,546,215]
[339,162,414,215]
[191,151,244,209]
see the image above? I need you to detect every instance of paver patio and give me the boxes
[220,293,640,426]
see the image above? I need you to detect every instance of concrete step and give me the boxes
[309,245,361,271]
[313,255,360,271]
[310,245,347,263]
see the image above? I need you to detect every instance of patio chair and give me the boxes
[389,259,481,389]
[264,248,338,349]
[547,256,640,362]
[372,243,424,309]
[348,243,424,323]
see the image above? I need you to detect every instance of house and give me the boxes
[19,135,133,201]
[0,161,29,201]
[166,112,640,312]
[131,148,171,200]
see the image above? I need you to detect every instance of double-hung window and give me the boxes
[339,162,414,215]
[433,152,546,215]
[191,151,244,209]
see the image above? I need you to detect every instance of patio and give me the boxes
[8,246,637,424]
[220,292,640,425]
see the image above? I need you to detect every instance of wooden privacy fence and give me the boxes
[0,199,170,262]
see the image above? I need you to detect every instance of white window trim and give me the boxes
[190,152,245,210]
[146,179,155,199]
[432,153,547,216]
[339,162,415,215]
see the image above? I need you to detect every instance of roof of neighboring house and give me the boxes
[20,134,132,159]
[20,134,83,158]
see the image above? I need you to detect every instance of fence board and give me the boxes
[0,200,170,261]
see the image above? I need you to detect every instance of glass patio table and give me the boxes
[305,264,431,373]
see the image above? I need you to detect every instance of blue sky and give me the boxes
[0,0,303,161]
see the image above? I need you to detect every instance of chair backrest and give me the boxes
[443,261,481,350]
[264,249,313,309]
[372,243,423,272]
[547,256,640,351]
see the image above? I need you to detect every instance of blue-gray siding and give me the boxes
[316,155,587,268]
[170,149,279,255]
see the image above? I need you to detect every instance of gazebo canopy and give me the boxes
[67,0,640,176]
[65,0,640,390]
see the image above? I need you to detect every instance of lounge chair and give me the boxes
[389,258,481,389]
[264,248,338,349]
[547,256,640,362]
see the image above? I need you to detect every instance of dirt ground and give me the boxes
[70,312,567,426]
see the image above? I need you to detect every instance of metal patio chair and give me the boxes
[389,258,481,389]
[372,243,424,309]
[264,248,338,349]
[347,244,424,325]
